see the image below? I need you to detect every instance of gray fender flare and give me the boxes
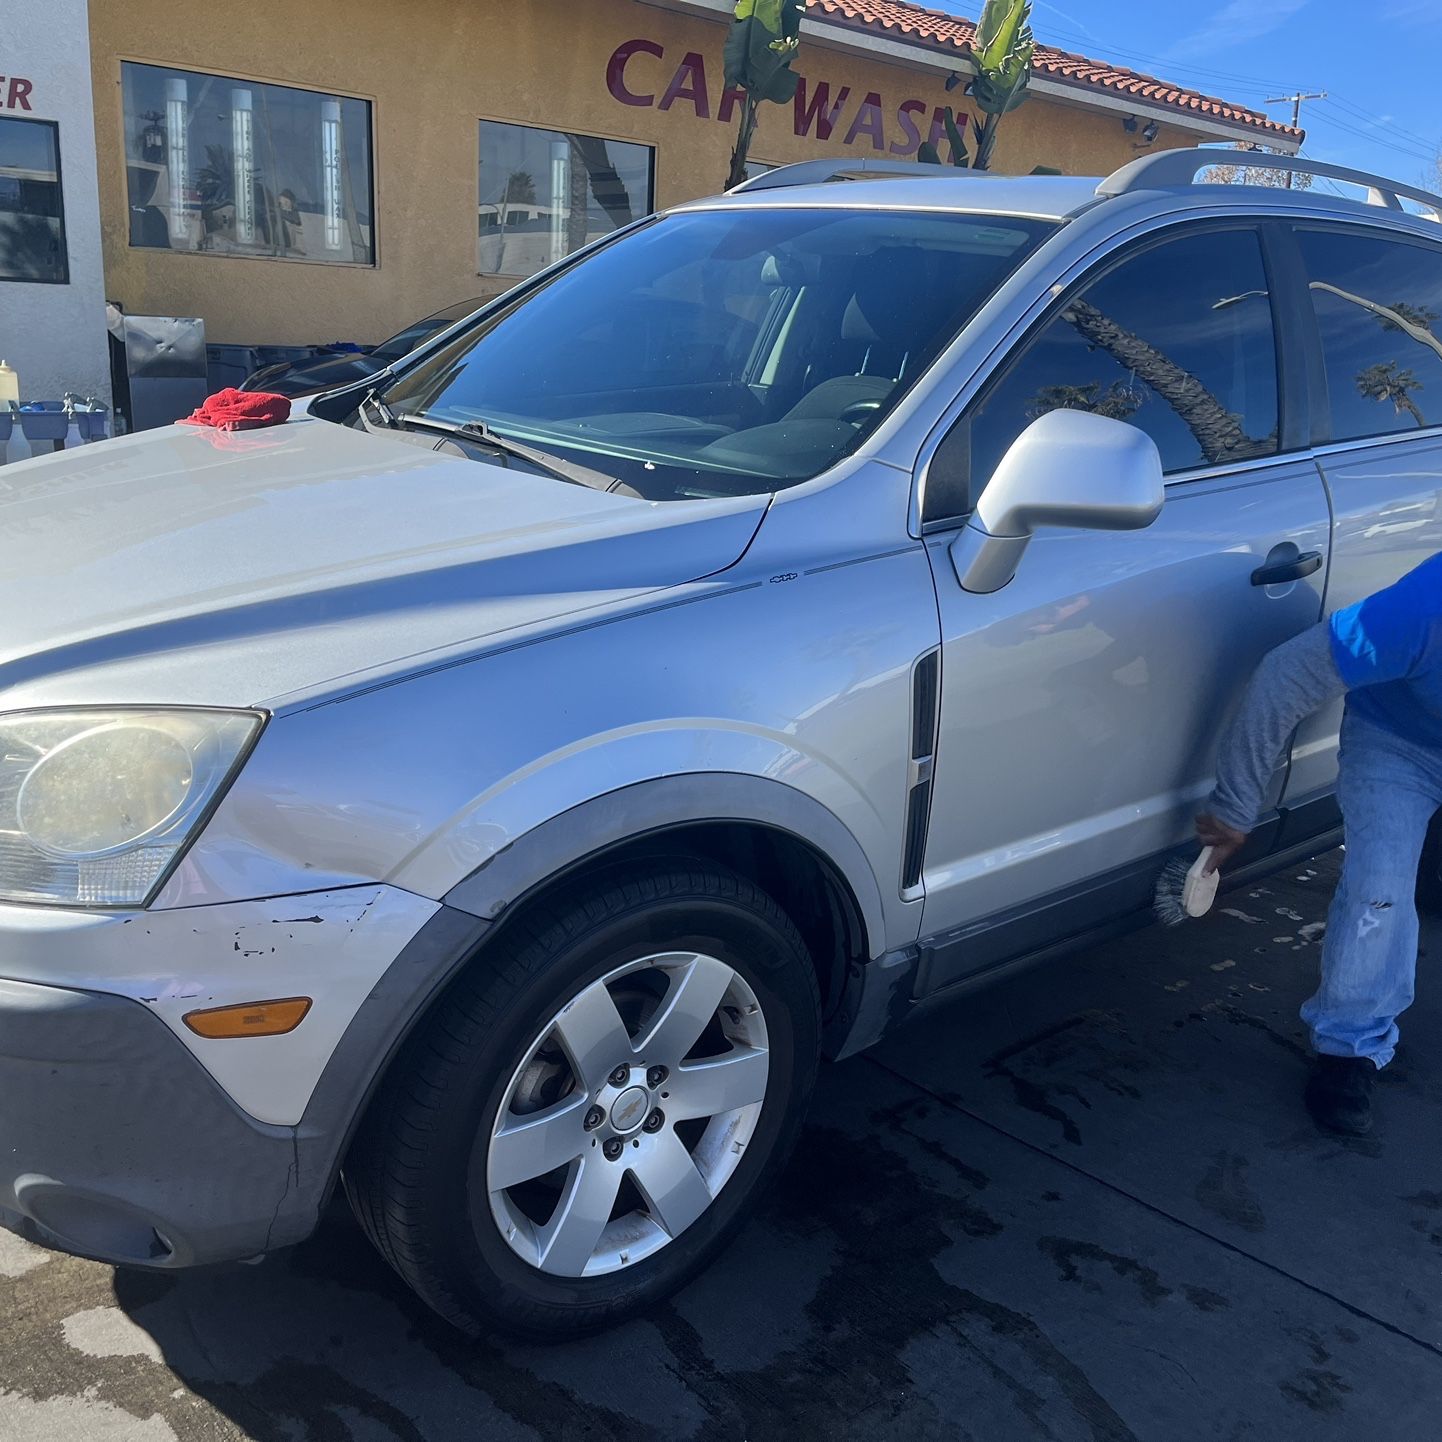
[443,771,889,960]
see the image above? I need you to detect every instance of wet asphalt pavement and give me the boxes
[5,848,1442,1441]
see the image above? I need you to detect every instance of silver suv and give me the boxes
[4,151,1441,1339]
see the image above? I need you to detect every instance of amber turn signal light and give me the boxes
[183,997,313,1039]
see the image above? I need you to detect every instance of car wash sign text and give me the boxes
[607,39,964,156]
[0,71,34,111]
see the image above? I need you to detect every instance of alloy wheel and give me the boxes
[484,951,770,1277]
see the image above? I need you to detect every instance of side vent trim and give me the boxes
[901,649,941,896]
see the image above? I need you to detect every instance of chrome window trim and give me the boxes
[1312,425,1442,460]
[1161,451,1324,488]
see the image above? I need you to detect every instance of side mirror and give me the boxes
[949,409,1165,594]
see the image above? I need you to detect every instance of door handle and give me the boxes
[1251,549,1323,587]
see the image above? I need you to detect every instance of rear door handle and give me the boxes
[1251,549,1323,587]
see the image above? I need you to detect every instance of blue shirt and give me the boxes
[1330,552,1442,748]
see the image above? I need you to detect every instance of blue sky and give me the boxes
[940,0,1440,191]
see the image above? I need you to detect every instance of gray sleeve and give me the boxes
[1206,622,1347,834]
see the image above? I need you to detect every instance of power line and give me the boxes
[1301,159,1351,200]
[1310,104,1438,165]
[1026,25,1306,92]
[1316,96,1438,155]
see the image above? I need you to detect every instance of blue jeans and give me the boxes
[1301,711,1442,1068]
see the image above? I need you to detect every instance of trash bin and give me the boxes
[205,343,261,395]
[252,344,316,368]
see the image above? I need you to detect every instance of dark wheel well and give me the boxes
[489,821,867,1020]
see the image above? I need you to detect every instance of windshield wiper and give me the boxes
[359,386,399,429]
[393,412,621,491]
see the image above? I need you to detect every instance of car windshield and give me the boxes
[377,207,1055,501]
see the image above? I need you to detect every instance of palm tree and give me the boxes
[1027,380,1142,423]
[504,170,538,206]
[1060,298,1259,464]
[1356,361,1425,426]
[569,136,635,228]
[1378,300,1438,334]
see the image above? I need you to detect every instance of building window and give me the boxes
[121,62,374,265]
[0,117,68,284]
[478,119,653,278]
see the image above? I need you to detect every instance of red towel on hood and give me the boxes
[178,388,292,431]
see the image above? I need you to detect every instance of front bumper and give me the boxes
[0,897,488,1269]
[0,976,311,1267]
[0,887,439,1126]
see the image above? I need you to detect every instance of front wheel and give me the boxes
[344,861,821,1339]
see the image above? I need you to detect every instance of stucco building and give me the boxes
[1,0,1299,407]
[0,0,110,404]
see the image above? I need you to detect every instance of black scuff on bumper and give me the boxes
[0,975,320,1267]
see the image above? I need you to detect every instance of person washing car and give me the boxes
[1197,552,1442,1137]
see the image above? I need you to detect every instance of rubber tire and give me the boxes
[343,859,821,1341]
[1416,807,1442,918]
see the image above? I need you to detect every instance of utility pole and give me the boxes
[1265,91,1327,186]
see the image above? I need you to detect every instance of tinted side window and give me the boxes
[1298,228,1442,442]
[951,229,1279,519]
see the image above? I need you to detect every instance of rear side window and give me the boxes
[951,228,1279,518]
[1298,228,1442,442]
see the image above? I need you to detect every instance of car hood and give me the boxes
[0,417,767,711]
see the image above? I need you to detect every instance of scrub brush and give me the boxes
[1154,847,1220,926]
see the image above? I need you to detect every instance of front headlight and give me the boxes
[0,709,263,908]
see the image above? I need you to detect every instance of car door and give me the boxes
[912,222,1332,992]
[1278,223,1442,816]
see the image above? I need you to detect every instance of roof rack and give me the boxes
[728,158,996,193]
[1098,150,1442,221]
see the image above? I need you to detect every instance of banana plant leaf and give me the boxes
[971,66,1033,115]
[917,108,971,167]
[943,108,971,167]
[969,0,1034,116]
[764,66,801,104]
[973,0,1031,71]
[724,0,803,91]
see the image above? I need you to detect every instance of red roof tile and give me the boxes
[805,0,1302,141]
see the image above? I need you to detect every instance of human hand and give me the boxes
[1195,813,1247,874]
